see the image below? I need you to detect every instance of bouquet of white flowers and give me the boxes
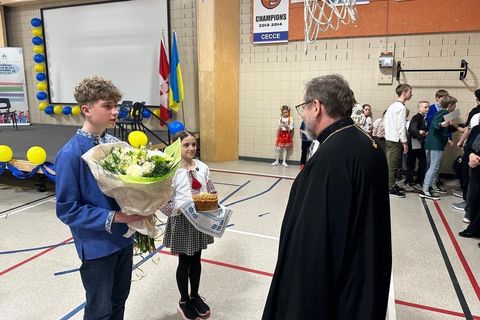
[82,138,181,252]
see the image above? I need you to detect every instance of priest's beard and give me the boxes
[304,127,317,141]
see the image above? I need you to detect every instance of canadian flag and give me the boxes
[159,35,170,125]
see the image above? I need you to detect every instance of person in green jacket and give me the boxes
[421,96,463,199]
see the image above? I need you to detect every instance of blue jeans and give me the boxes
[80,245,133,320]
[423,150,444,192]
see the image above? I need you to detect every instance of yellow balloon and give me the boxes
[38,102,48,111]
[128,131,148,148]
[26,146,47,165]
[0,145,13,162]
[31,28,42,37]
[71,106,81,116]
[33,45,44,54]
[34,64,45,72]
[37,82,47,91]
[53,105,62,114]
[153,108,161,117]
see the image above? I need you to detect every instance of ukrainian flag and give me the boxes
[168,31,184,112]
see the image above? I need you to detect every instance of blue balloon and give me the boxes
[118,110,128,118]
[33,54,44,63]
[142,108,151,118]
[32,36,43,45]
[31,18,42,27]
[168,121,185,135]
[36,91,47,100]
[62,106,72,115]
[36,73,46,81]
[44,105,54,114]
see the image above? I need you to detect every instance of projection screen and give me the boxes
[41,0,169,105]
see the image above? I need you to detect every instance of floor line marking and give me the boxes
[0,240,74,255]
[421,198,472,318]
[158,249,480,319]
[60,244,165,319]
[214,181,242,187]
[0,237,73,277]
[432,200,480,301]
[0,194,55,215]
[395,299,480,319]
[159,250,274,277]
[210,168,295,180]
[0,197,56,219]
[226,228,279,241]
[224,178,283,207]
[54,268,79,276]
[219,180,251,204]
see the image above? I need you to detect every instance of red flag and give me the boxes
[159,35,170,125]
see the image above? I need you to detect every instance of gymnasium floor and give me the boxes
[1,160,480,320]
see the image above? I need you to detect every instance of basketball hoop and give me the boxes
[304,0,358,53]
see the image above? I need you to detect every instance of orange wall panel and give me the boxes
[282,0,480,41]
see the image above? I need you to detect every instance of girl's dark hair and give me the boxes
[173,130,195,141]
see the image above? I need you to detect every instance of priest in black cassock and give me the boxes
[262,74,392,320]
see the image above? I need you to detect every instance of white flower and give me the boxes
[126,164,144,177]
[141,161,155,175]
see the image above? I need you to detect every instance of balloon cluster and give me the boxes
[31,18,81,118]
[0,144,47,165]
[0,144,55,182]
[31,18,48,112]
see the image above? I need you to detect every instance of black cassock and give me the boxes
[263,118,392,320]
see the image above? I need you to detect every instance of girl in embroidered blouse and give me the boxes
[272,105,294,167]
[160,131,215,320]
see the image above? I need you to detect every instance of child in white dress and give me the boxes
[160,131,215,320]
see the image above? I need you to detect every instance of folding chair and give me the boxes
[115,101,145,141]
[0,98,18,129]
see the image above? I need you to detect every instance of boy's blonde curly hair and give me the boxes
[74,75,122,105]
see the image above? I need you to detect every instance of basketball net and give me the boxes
[304,0,358,53]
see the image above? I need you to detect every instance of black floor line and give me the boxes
[224,178,283,207]
[219,180,251,205]
[421,198,473,320]
[0,194,55,215]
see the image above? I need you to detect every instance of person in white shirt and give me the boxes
[361,104,373,134]
[384,84,413,198]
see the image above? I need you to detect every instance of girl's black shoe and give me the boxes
[178,300,201,320]
[191,295,210,319]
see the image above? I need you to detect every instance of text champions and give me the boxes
[256,14,287,22]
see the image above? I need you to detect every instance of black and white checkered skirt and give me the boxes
[164,213,214,256]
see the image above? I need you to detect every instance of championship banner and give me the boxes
[253,0,289,44]
[0,47,29,126]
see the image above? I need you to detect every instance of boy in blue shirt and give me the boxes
[56,76,148,319]
[426,89,449,130]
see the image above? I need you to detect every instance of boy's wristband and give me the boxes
[105,210,115,234]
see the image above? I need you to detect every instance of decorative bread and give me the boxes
[192,192,218,211]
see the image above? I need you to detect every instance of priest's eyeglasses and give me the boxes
[295,100,313,116]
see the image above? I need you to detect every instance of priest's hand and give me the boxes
[402,143,408,154]
[469,153,480,168]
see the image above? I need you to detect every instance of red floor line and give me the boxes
[395,299,480,319]
[432,200,480,301]
[158,250,273,277]
[0,237,73,277]
[160,250,478,318]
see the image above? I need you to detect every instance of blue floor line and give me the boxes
[224,178,282,207]
[0,241,74,255]
[60,244,165,320]
[54,268,79,276]
[219,180,251,204]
